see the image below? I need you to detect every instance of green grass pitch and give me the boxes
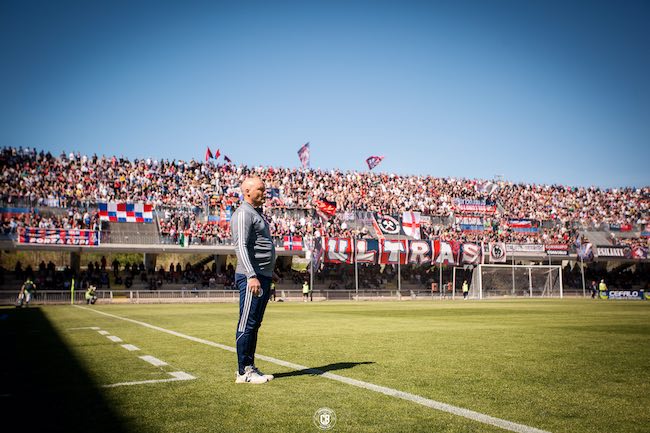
[3,299,649,433]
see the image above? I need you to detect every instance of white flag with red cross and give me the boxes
[401,211,421,239]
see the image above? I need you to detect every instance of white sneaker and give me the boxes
[251,365,274,381]
[235,365,268,384]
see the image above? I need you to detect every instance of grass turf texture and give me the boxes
[2,299,649,433]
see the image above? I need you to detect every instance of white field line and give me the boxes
[67,320,188,387]
[102,371,195,388]
[139,355,168,367]
[74,306,551,433]
[121,344,140,351]
[169,371,195,380]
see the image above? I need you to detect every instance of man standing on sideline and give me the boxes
[303,280,310,302]
[598,279,608,299]
[232,177,276,384]
[270,280,276,302]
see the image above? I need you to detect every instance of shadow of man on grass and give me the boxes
[272,361,375,379]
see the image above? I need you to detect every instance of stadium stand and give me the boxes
[1,146,647,244]
[1,146,648,299]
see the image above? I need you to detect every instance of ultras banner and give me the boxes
[18,228,99,246]
[595,245,648,260]
[323,238,481,265]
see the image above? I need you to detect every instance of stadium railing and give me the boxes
[0,289,450,305]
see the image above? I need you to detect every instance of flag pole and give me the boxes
[580,253,586,297]
[511,254,515,296]
[439,262,442,299]
[397,235,401,292]
[310,244,314,301]
[354,234,359,300]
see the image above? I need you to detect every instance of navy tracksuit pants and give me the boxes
[235,273,272,375]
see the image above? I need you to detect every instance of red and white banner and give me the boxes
[98,202,153,222]
[453,198,497,214]
[283,236,303,251]
[323,238,467,265]
[324,237,354,264]
[18,228,99,246]
[379,239,408,264]
[462,243,481,264]
[545,244,569,256]
[433,240,457,265]
[402,211,421,239]
[356,239,379,263]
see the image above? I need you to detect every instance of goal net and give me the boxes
[469,264,563,299]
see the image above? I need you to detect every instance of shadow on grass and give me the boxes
[0,307,130,433]
[272,361,375,379]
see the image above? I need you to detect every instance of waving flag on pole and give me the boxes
[214,148,221,160]
[224,155,232,163]
[297,142,310,168]
[314,198,337,219]
[366,155,384,170]
[205,146,213,161]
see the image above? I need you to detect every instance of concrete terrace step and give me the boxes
[102,221,160,244]
[584,230,613,246]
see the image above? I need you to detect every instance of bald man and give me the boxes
[231,177,277,384]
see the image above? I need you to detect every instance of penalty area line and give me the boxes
[73,305,551,433]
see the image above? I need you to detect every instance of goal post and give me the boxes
[468,264,563,299]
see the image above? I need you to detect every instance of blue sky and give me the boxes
[1,0,648,188]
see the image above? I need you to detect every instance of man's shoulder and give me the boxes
[232,203,253,216]
[234,204,262,221]
[231,206,246,220]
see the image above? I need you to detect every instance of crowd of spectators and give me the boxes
[158,207,231,245]
[420,219,578,245]
[1,207,99,235]
[1,146,648,246]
